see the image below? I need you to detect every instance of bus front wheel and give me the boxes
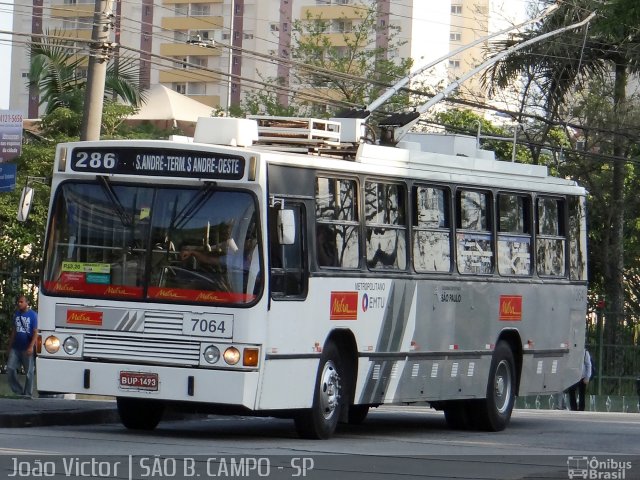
[117,397,164,431]
[473,341,516,431]
[294,342,343,439]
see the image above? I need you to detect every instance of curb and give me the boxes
[0,408,120,428]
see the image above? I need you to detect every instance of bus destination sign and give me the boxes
[70,147,246,180]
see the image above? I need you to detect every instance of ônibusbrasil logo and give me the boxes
[567,456,632,479]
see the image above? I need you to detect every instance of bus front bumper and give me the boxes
[36,358,260,409]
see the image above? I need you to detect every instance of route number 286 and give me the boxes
[75,151,117,169]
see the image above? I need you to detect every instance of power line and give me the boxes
[5,2,640,142]
[6,24,640,138]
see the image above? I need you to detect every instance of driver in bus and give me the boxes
[180,219,260,294]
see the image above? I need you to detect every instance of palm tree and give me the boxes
[28,30,144,115]
[484,0,640,375]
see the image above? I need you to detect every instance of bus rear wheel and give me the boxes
[117,397,164,431]
[294,342,343,439]
[473,341,516,431]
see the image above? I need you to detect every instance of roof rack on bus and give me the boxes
[248,116,341,147]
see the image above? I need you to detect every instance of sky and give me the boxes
[0,0,13,110]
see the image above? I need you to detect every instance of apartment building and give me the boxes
[448,0,527,111]
[9,0,517,118]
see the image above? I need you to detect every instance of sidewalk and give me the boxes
[0,396,119,428]
[0,372,119,428]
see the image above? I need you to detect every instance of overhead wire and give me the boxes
[9,0,558,91]
[7,28,639,167]
[3,2,640,147]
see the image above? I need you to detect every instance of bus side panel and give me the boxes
[258,277,586,409]
[356,280,416,405]
[361,279,493,404]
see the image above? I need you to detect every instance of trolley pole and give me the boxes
[80,0,115,141]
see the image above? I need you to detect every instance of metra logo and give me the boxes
[499,295,522,321]
[67,310,103,326]
[105,286,132,296]
[153,289,184,299]
[330,292,358,320]
[195,292,222,302]
[52,283,82,293]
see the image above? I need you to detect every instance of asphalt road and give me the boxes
[0,405,638,479]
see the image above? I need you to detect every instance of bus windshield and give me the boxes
[43,182,262,305]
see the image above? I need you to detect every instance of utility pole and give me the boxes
[226,0,235,114]
[80,0,115,141]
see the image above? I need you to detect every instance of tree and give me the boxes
[243,3,414,117]
[433,109,537,164]
[0,141,54,341]
[484,0,640,385]
[486,0,640,343]
[28,30,144,116]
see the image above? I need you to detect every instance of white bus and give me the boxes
[35,116,587,438]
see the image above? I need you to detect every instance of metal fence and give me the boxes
[587,344,640,397]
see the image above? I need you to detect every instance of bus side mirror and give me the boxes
[277,209,296,245]
[17,186,34,222]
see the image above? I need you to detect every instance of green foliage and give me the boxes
[28,33,85,114]
[28,30,144,115]
[486,0,640,355]
[433,109,533,163]
[243,88,300,117]
[40,107,82,138]
[0,143,54,338]
[101,102,137,137]
[39,102,138,139]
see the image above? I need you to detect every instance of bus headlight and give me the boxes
[44,336,61,354]
[63,336,79,355]
[223,347,241,365]
[203,345,221,364]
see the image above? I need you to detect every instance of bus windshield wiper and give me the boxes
[170,182,215,231]
[98,176,132,227]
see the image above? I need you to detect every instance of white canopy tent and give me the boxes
[127,84,214,133]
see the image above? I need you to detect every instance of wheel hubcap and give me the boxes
[318,360,340,420]
[494,359,512,414]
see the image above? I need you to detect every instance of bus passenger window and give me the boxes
[456,190,493,274]
[316,224,339,267]
[365,181,407,270]
[536,197,565,277]
[497,193,531,276]
[413,186,451,273]
[315,177,360,269]
[568,196,587,281]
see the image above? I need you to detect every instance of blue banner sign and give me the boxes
[0,162,17,192]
